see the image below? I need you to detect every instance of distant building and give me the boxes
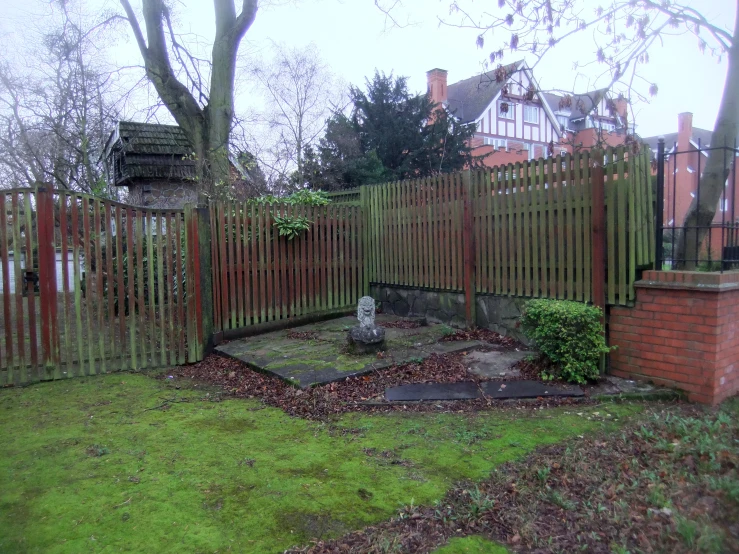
[426,61,628,167]
[0,250,83,294]
[642,112,739,261]
[642,112,734,229]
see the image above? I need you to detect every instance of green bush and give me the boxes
[519,299,612,384]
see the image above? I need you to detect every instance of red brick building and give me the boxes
[642,113,739,261]
[426,61,628,168]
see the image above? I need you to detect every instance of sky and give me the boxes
[0,0,736,138]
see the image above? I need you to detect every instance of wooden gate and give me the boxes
[0,188,204,385]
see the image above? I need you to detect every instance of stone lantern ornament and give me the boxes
[348,296,386,353]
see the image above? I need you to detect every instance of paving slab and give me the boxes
[480,380,584,398]
[464,350,535,379]
[385,382,482,402]
[384,379,584,402]
[216,315,482,388]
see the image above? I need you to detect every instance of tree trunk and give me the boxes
[119,0,257,202]
[676,11,739,269]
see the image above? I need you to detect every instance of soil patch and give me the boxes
[286,400,738,554]
[169,353,591,420]
[442,329,524,351]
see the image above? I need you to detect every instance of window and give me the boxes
[560,149,568,156]
[599,121,615,132]
[498,101,514,119]
[522,143,535,161]
[721,199,729,212]
[523,105,539,124]
[557,115,569,130]
[484,137,508,149]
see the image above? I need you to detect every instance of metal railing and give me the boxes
[655,138,739,271]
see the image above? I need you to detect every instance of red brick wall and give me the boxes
[609,270,739,405]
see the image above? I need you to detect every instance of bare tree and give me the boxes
[248,43,343,190]
[0,2,120,194]
[382,0,737,269]
[118,0,258,199]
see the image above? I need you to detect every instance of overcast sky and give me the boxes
[1,0,735,138]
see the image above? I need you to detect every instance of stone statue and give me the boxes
[357,296,376,328]
[348,296,385,353]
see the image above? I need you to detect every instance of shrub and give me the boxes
[519,299,611,384]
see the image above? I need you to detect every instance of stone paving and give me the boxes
[464,350,535,379]
[385,380,585,402]
[216,315,481,388]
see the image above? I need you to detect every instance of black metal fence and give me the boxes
[655,138,739,270]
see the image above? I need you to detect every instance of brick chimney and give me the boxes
[427,68,448,106]
[614,98,628,119]
[678,112,693,152]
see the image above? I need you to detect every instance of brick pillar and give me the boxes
[609,270,739,405]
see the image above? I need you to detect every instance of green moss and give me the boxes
[433,536,510,553]
[0,374,641,553]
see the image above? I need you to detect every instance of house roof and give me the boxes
[542,89,609,120]
[446,63,613,132]
[446,61,524,123]
[641,128,714,151]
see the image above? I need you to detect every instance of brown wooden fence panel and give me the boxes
[0,189,202,386]
[211,202,364,333]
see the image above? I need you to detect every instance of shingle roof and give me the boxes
[106,121,196,184]
[115,121,193,156]
[446,61,524,123]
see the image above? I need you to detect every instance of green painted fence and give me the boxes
[352,146,654,307]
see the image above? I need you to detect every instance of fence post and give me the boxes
[195,205,214,357]
[36,185,60,371]
[360,185,370,296]
[655,138,665,269]
[462,170,476,327]
[591,151,606,313]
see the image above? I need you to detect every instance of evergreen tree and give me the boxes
[306,72,479,190]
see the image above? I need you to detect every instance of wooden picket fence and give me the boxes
[363,172,467,291]
[2,147,653,385]
[210,202,364,334]
[356,145,654,307]
[0,188,204,385]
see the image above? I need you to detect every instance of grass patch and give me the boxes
[299,399,737,553]
[433,535,509,553]
[0,373,640,553]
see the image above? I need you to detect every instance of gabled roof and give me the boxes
[445,63,612,136]
[542,89,609,120]
[446,61,524,123]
